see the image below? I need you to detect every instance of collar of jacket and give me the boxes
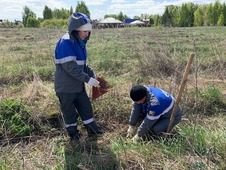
[69,33,86,48]
[76,37,86,48]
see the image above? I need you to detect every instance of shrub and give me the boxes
[199,85,226,115]
[40,19,67,28]
[26,17,40,28]
[0,99,34,137]
[187,85,226,115]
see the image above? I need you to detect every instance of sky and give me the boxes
[0,0,226,22]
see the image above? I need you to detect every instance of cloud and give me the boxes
[111,0,128,3]
[106,0,160,18]
[83,0,108,6]
[1,0,225,21]
[101,0,226,19]
[0,0,68,21]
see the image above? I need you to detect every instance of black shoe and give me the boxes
[88,127,105,136]
[84,122,105,135]
[90,128,105,135]
[70,133,81,140]
[69,133,81,146]
[69,130,81,140]
[67,126,80,140]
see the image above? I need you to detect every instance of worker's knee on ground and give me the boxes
[152,126,166,135]
[174,107,183,124]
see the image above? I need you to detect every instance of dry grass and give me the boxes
[0,27,226,169]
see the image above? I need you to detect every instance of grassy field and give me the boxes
[0,26,226,170]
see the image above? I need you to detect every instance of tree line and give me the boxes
[21,1,90,28]
[1,0,225,28]
[160,0,226,27]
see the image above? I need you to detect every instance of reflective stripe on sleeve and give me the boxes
[56,56,86,65]
[147,99,175,120]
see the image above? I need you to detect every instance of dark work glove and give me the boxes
[84,65,95,78]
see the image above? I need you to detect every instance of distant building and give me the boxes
[142,19,149,27]
[130,20,145,27]
[123,19,137,26]
[97,17,123,28]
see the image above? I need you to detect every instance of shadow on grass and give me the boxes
[64,135,120,170]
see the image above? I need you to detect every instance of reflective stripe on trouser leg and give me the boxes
[73,91,95,124]
[72,91,104,134]
[56,92,79,136]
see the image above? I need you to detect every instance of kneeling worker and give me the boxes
[127,84,182,142]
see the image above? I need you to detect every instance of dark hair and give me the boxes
[130,85,147,101]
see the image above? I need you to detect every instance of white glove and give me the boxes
[88,77,100,87]
[126,126,136,138]
[132,134,142,143]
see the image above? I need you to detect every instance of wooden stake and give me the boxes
[167,53,195,133]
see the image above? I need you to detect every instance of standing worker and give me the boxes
[54,12,104,141]
[127,84,182,142]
